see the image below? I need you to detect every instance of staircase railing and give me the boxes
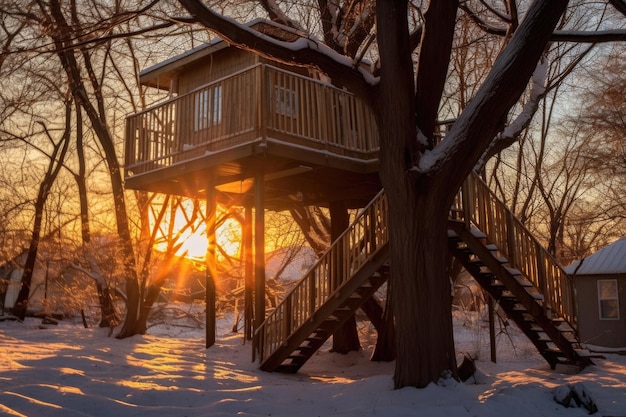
[455,174,577,327]
[254,189,388,363]
[255,173,578,365]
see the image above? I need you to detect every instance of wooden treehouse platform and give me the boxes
[124,63,591,374]
[124,64,381,210]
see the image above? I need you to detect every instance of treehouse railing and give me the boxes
[456,174,578,327]
[124,64,379,177]
[254,188,388,364]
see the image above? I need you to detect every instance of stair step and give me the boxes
[275,364,300,373]
[537,332,551,342]
[470,227,486,238]
[555,321,573,332]
[288,352,308,359]
[305,336,324,343]
[505,267,522,276]
[514,275,534,287]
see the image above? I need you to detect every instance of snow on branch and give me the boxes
[551,29,626,42]
[475,57,548,169]
[414,1,569,176]
[501,58,548,138]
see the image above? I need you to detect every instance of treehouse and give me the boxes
[124,19,381,209]
[124,19,591,374]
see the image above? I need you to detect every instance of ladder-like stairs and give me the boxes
[255,174,591,373]
[448,221,590,369]
[255,190,390,372]
[263,263,389,372]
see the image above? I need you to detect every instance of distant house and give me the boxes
[565,237,626,348]
[0,253,27,312]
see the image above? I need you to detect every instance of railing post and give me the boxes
[536,246,549,314]
[309,269,316,317]
[506,212,517,266]
[257,65,267,144]
[124,117,133,174]
[284,297,292,337]
[462,177,472,230]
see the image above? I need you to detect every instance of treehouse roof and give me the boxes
[140,18,304,91]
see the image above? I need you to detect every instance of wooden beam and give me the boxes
[244,203,254,341]
[254,171,266,331]
[205,172,217,348]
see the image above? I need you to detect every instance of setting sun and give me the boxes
[150,198,242,261]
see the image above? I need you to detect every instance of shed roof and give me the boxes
[564,237,626,275]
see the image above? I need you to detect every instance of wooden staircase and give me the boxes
[449,174,591,369]
[254,174,591,373]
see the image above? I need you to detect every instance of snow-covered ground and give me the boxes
[1,309,625,417]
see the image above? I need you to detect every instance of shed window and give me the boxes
[194,85,223,131]
[598,279,620,320]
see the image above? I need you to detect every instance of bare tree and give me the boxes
[12,100,72,320]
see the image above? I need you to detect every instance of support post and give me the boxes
[244,203,254,341]
[489,295,497,363]
[329,200,360,353]
[205,173,217,349]
[254,172,265,331]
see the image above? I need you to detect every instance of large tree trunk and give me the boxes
[374,0,458,388]
[75,102,118,328]
[387,186,457,388]
[44,0,139,338]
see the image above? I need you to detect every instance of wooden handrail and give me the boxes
[124,64,379,178]
[254,188,388,363]
[456,174,577,327]
[125,65,263,176]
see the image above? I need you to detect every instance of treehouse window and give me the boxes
[274,86,297,117]
[194,85,223,131]
[598,279,620,320]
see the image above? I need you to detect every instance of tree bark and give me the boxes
[43,0,139,338]
[387,187,457,387]
[74,101,118,328]
[362,293,395,362]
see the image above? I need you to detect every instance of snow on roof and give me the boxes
[139,18,305,81]
[564,237,626,276]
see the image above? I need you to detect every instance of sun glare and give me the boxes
[150,201,242,261]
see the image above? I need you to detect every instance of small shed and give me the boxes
[565,237,626,348]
